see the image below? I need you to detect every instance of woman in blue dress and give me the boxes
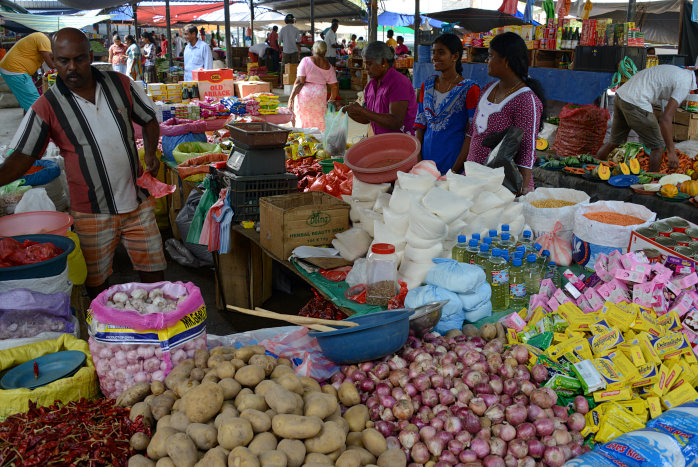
[415,34,480,174]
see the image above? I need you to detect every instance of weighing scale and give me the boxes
[225,143,287,176]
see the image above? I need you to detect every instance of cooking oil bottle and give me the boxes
[487,248,510,311]
[509,257,527,309]
[525,253,541,298]
[452,235,467,262]
[518,230,534,252]
[475,244,490,269]
[464,239,480,265]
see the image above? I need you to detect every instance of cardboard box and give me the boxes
[195,69,236,99]
[284,63,298,75]
[235,81,271,98]
[283,74,294,85]
[627,218,697,268]
[260,192,350,260]
[192,68,234,81]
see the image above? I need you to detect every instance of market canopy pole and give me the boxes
[627,0,636,21]
[369,0,377,41]
[249,0,255,45]
[133,2,139,40]
[310,0,315,38]
[224,0,232,67]
[165,0,173,69]
[414,0,420,62]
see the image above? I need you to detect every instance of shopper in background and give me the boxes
[385,29,398,50]
[173,32,185,58]
[0,28,165,298]
[343,41,417,135]
[159,34,168,57]
[348,34,357,52]
[415,34,480,174]
[289,41,339,131]
[183,23,213,81]
[249,42,270,64]
[0,32,54,111]
[395,36,410,55]
[279,14,301,65]
[108,34,127,74]
[324,19,341,66]
[466,32,545,193]
[124,34,142,80]
[266,25,281,72]
[597,64,697,171]
[142,33,157,83]
[199,27,206,43]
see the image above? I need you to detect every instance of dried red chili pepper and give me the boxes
[33,361,39,379]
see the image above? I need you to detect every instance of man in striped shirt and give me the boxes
[0,28,165,297]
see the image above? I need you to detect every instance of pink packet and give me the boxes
[547,296,561,312]
[672,273,698,291]
[528,294,552,314]
[670,292,696,318]
[597,279,630,304]
[595,254,614,282]
[651,263,673,285]
[615,268,646,284]
[554,288,573,305]
[633,282,658,309]
[584,287,605,311]
[501,312,527,332]
[538,279,556,298]
[562,269,586,291]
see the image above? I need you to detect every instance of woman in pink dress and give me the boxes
[466,32,546,194]
[289,41,339,130]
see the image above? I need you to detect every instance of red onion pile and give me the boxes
[330,333,589,466]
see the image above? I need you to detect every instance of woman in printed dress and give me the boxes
[415,34,480,174]
[289,41,339,131]
[125,35,142,81]
[466,32,546,194]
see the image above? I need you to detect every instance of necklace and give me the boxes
[437,73,460,93]
[493,81,524,103]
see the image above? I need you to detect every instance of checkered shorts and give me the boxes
[71,198,166,287]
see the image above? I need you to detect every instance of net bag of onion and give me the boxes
[87,281,207,399]
[572,200,655,268]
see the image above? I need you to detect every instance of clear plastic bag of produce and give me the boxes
[425,258,486,294]
[0,179,31,215]
[323,105,348,158]
[536,221,573,266]
[0,289,73,339]
[87,281,207,398]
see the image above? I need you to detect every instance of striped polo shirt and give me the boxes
[10,67,156,214]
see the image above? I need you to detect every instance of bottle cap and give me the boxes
[534,243,542,251]
[502,225,510,231]
[513,258,522,267]
[523,230,532,238]
[469,239,479,247]
[492,248,501,256]
[549,261,557,266]
[542,250,551,257]
[472,233,481,240]
[489,229,498,238]
[515,252,524,259]
[527,254,537,262]
[457,235,466,243]
[371,243,395,254]
[483,237,492,244]
[480,244,490,252]
[501,233,510,241]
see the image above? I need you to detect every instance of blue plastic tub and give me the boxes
[0,234,75,281]
[311,309,414,364]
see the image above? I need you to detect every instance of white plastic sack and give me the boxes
[463,301,492,323]
[397,171,436,194]
[345,258,367,287]
[425,259,486,293]
[382,207,409,235]
[501,202,524,226]
[471,191,508,214]
[357,207,383,237]
[422,188,472,223]
[351,177,390,202]
[409,160,441,178]
[521,188,590,242]
[404,243,443,263]
[408,202,447,240]
[405,284,464,334]
[463,162,505,186]
[458,281,492,310]
[342,196,373,224]
[14,187,55,213]
[398,259,434,289]
[445,171,489,199]
[446,220,467,240]
[332,228,371,261]
[405,229,442,249]
[373,221,406,251]
[0,265,72,295]
[538,122,558,145]
[491,185,516,204]
[574,201,655,249]
[372,193,391,213]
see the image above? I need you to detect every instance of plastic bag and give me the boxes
[299,289,348,320]
[422,188,472,223]
[319,266,352,282]
[399,259,434,289]
[176,152,228,182]
[409,160,441,178]
[463,300,492,323]
[463,162,506,186]
[352,177,390,202]
[14,188,55,213]
[397,172,436,194]
[0,180,31,215]
[458,281,492,310]
[137,148,168,229]
[521,187,590,242]
[160,118,209,162]
[595,429,686,467]
[176,190,214,266]
[426,258,486,293]
[137,173,176,198]
[345,258,368,287]
[186,178,217,245]
[372,221,406,251]
[537,221,573,266]
[388,280,408,309]
[552,104,610,157]
[382,207,409,235]
[21,159,60,187]
[324,106,348,157]
[645,404,698,466]
[332,227,371,262]
[408,202,447,241]
[0,289,73,339]
[260,327,339,380]
[404,285,463,334]
[0,265,72,295]
[445,171,489,198]
[164,238,203,268]
[482,127,525,194]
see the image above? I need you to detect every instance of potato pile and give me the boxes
[122,344,405,467]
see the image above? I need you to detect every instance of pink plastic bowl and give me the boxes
[344,133,421,183]
[0,211,73,236]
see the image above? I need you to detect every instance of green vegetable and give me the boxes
[622,142,644,161]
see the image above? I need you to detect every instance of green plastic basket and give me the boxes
[319,158,344,174]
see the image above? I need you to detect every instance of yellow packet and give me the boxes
[595,422,627,444]
[650,364,671,397]
[618,398,648,420]
[593,355,630,391]
[612,351,641,382]
[663,362,684,393]
[527,307,546,329]
[657,311,682,332]
[647,396,662,418]
[653,333,692,360]
[637,332,662,365]
[588,327,624,356]
[601,302,637,332]
[594,387,633,402]
[557,336,594,361]
[583,404,604,435]
[506,328,519,345]
[662,381,698,409]
[600,402,646,433]
[589,320,611,336]
[631,362,658,389]
[553,332,568,343]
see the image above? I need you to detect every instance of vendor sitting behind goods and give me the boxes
[597,64,697,172]
[395,36,410,56]
[0,28,165,298]
[249,42,270,63]
[342,41,417,135]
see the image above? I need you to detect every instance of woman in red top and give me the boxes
[108,35,128,74]
[159,34,168,57]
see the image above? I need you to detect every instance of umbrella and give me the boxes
[197,4,286,26]
[377,11,443,28]
[426,7,527,33]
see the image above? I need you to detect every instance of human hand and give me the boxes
[342,102,364,120]
[667,150,679,170]
[144,152,160,177]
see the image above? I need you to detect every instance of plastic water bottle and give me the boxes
[475,244,490,269]
[525,254,541,298]
[500,224,510,234]
[538,250,551,274]
[487,249,510,311]
[483,237,493,246]
[452,235,467,262]
[465,239,480,265]
[546,261,560,287]
[533,242,543,257]
[509,258,527,309]
[472,233,481,243]
[518,230,534,252]
[498,233,515,256]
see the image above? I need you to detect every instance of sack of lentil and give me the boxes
[520,188,590,242]
[572,200,655,267]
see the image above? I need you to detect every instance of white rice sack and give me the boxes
[491,185,516,204]
[445,171,489,199]
[389,187,420,214]
[331,238,363,262]
[335,227,371,261]
[357,207,383,237]
[471,191,508,214]
[447,220,467,240]
[404,285,464,334]
[373,221,406,251]
[406,229,442,249]
[463,162,505,186]
[422,187,473,223]
[500,202,524,225]
[509,215,526,238]
[463,301,492,323]
[404,243,443,263]
[425,259,486,293]
[409,160,441,178]
[408,202,447,240]
[382,207,409,235]
[459,281,492,310]
[399,259,434,286]
[352,176,390,201]
[520,187,590,242]
[397,171,436,194]
[372,193,391,213]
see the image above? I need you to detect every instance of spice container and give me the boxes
[686,228,698,242]
[652,222,673,237]
[670,232,692,247]
[655,237,677,249]
[366,243,398,306]
[666,217,690,233]
[635,227,656,239]
[643,248,661,263]
[675,246,694,257]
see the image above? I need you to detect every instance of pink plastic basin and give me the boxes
[344,133,421,183]
[0,211,73,236]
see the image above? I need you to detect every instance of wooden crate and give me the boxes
[532,49,574,69]
[671,108,698,141]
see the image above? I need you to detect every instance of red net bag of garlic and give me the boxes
[86,281,207,398]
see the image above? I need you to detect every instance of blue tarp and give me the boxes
[378,11,443,28]
[413,62,613,105]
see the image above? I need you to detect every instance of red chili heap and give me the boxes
[0,398,151,466]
